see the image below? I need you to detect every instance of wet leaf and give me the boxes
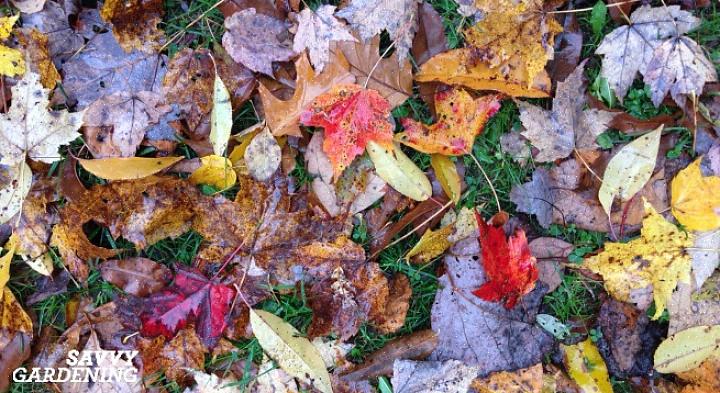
[431,154,461,204]
[244,126,281,181]
[367,141,432,201]
[78,156,183,181]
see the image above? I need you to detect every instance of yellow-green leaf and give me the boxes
[250,309,333,393]
[563,339,613,393]
[431,154,461,204]
[405,224,453,264]
[210,75,232,156]
[189,155,237,190]
[367,141,431,201]
[654,325,720,374]
[598,125,662,216]
[78,156,183,180]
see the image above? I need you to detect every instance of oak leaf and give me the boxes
[300,84,394,177]
[671,158,720,232]
[258,52,354,137]
[584,201,693,319]
[397,89,501,155]
[293,5,355,72]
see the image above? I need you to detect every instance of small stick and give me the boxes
[467,153,501,213]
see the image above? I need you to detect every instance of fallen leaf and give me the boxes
[470,363,543,393]
[222,8,295,76]
[293,5,355,72]
[373,274,412,334]
[187,370,242,393]
[563,339,613,393]
[654,325,720,373]
[210,74,233,157]
[676,356,720,392]
[671,158,720,231]
[411,2,448,66]
[430,154,461,204]
[599,126,662,216]
[598,298,651,375]
[336,0,419,63]
[405,224,453,264]
[0,162,32,224]
[391,359,479,393]
[244,126,281,181]
[547,14,583,84]
[334,34,413,108]
[82,330,145,393]
[518,61,616,162]
[139,266,236,347]
[78,157,183,181]
[101,257,172,297]
[259,52,354,137]
[584,201,693,319]
[397,89,501,155]
[20,2,86,66]
[10,0,46,13]
[100,0,165,53]
[689,230,720,289]
[189,155,238,190]
[250,309,333,393]
[0,235,17,291]
[26,269,70,305]
[473,212,538,309]
[138,326,207,384]
[367,141,432,201]
[300,84,394,176]
[0,15,25,78]
[430,237,553,375]
[16,28,61,89]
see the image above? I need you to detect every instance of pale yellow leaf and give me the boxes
[250,309,333,393]
[367,141,431,201]
[654,325,720,374]
[599,125,662,215]
[210,75,232,156]
[244,126,281,181]
[79,156,183,180]
[431,154,461,204]
[189,155,237,190]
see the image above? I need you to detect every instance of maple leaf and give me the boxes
[293,5,356,72]
[595,5,716,106]
[16,28,61,89]
[300,84,394,177]
[222,8,295,76]
[336,0,419,63]
[518,61,616,162]
[396,88,501,155]
[20,2,86,66]
[139,266,236,347]
[671,158,720,231]
[259,52,355,137]
[0,71,83,166]
[472,212,539,309]
[100,0,165,53]
[584,201,693,319]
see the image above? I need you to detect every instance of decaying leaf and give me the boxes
[405,224,453,264]
[20,1,86,66]
[100,257,172,297]
[654,325,720,373]
[250,309,333,393]
[16,28,61,89]
[293,5,355,72]
[563,339,613,393]
[584,202,693,319]
[397,89,501,155]
[671,158,720,231]
[470,363,543,393]
[100,0,165,53]
[518,61,616,162]
[244,126,281,181]
[222,8,295,76]
[391,359,479,393]
[367,141,432,201]
[598,126,662,216]
[598,298,651,375]
[0,162,32,224]
[259,53,354,137]
[139,326,208,384]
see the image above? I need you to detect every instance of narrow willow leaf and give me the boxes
[250,309,333,393]
[367,141,431,201]
[430,154,461,204]
[78,157,183,180]
[210,75,233,156]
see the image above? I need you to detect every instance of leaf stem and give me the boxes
[467,153,501,213]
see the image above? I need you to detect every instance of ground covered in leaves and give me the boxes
[1,0,720,392]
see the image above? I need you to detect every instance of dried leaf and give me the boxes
[671,158,720,231]
[471,363,543,393]
[78,157,183,180]
[0,162,32,224]
[250,309,333,393]
[222,8,295,76]
[189,155,238,190]
[599,126,662,216]
[210,74,233,156]
[654,325,720,373]
[293,5,355,72]
[391,359,479,393]
[245,126,281,181]
[397,89,501,155]
[584,202,693,319]
[101,257,172,297]
[100,0,165,53]
[367,141,432,201]
[563,340,613,393]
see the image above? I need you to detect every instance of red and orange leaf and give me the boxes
[396,89,501,155]
[472,212,538,309]
[300,84,394,177]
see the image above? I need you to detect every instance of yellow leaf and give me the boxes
[599,125,662,216]
[0,287,32,335]
[584,201,693,319]
[0,15,18,41]
[228,123,263,165]
[210,75,233,156]
[78,156,183,180]
[0,234,17,292]
[416,48,551,98]
[654,325,720,374]
[562,339,613,393]
[367,141,431,201]
[189,155,237,190]
[0,161,32,225]
[0,45,25,78]
[471,363,543,393]
[671,158,720,231]
[250,309,333,393]
[431,154,461,204]
[244,126,281,181]
[405,224,453,264]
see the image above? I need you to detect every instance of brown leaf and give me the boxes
[16,28,61,89]
[470,363,543,393]
[597,299,649,375]
[547,14,583,84]
[373,274,412,334]
[138,326,207,385]
[334,34,413,108]
[608,0,634,24]
[528,237,571,293]
[100,0,165,53]
[218,0,287,19]
[14,178,57,259]
[221,8,295,76]
[101,257,172,296]
[0,331,31,392]
[26,270,70,305]
[370,197,450,255]
[411,2,449,66]
[676,357,720,392]
[259,52,354,137]
[59,157,86,203]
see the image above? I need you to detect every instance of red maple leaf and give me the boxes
[472,212,538,309]
[299,83,394,177]
[140,266,235,347]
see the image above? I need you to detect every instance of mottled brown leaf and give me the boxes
[101,257,172,297]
